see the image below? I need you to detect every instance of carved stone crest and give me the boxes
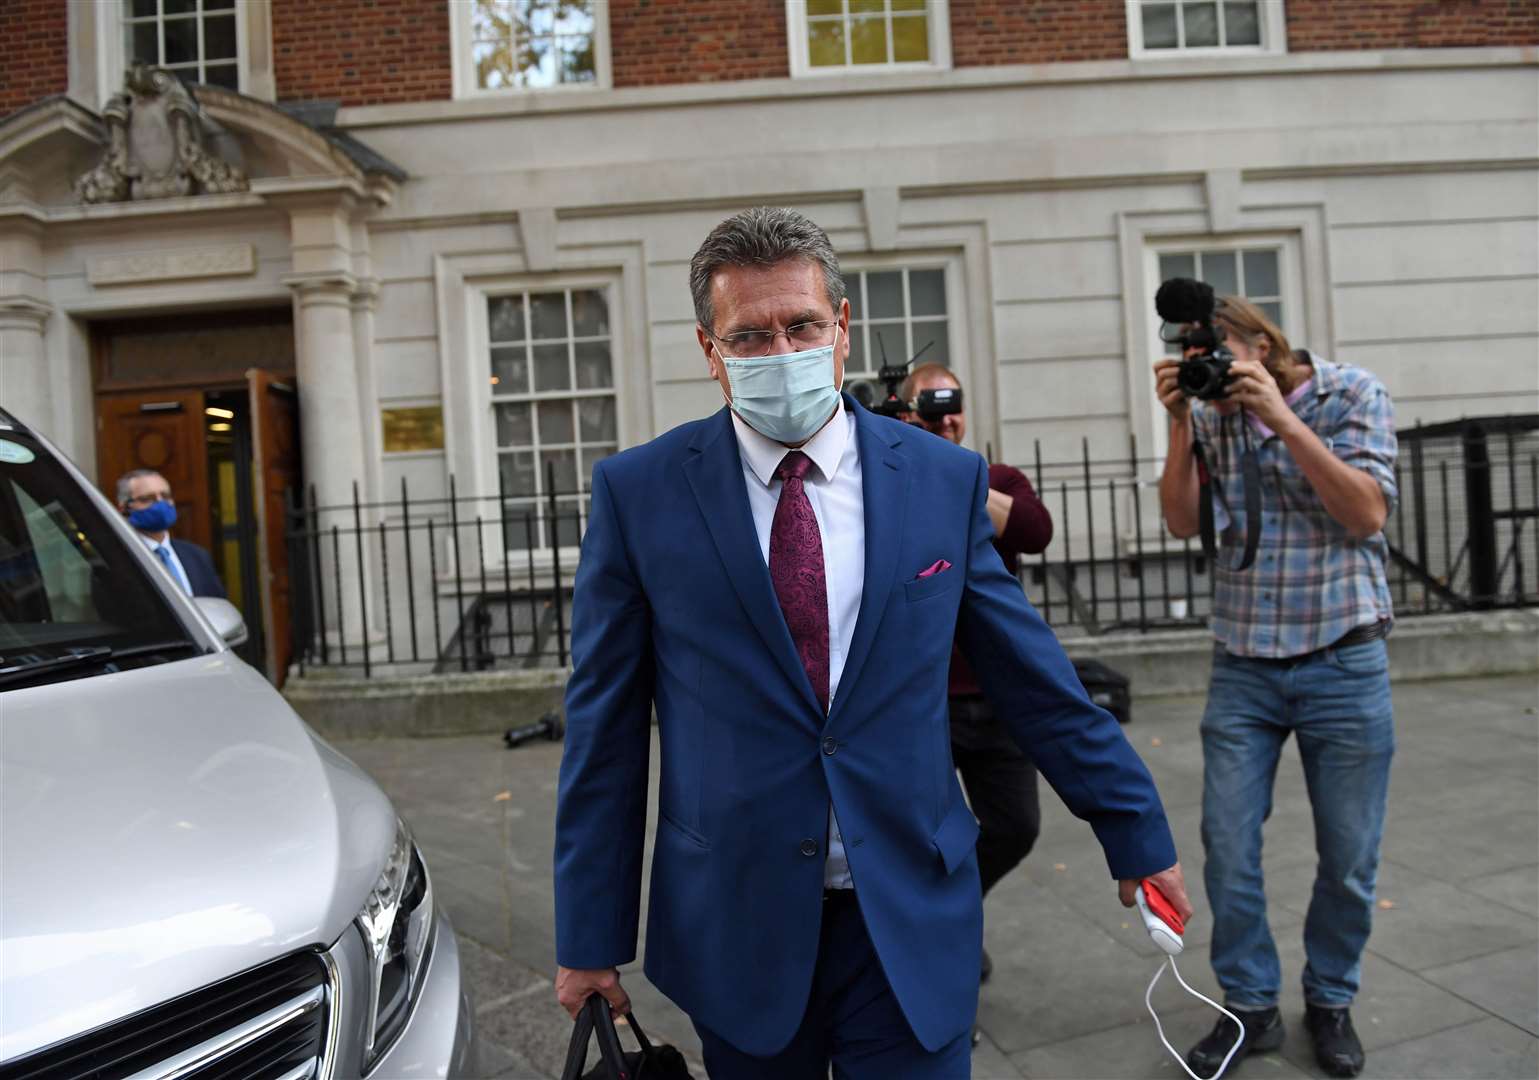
[76,65,248,204]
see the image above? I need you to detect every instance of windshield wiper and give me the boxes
[0,646,115,688]
[0,640,202,689]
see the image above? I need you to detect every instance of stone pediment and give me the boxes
[0,71,404,213]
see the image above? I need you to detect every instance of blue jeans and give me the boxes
[1201,638,1395,1010]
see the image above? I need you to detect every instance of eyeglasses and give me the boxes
[711,320,839,359]
[126,492,173,508]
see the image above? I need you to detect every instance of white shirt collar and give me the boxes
[729,396,849,488]
[138,532,170,551]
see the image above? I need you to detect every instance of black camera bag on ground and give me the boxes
[560,995,694,1080]
[1073,658,1132,725]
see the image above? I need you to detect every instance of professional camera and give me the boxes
[849,335,962,423]
[1155,277,1236,401]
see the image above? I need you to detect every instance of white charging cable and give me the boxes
[1135,883,1245,1080]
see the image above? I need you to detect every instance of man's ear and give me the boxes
[697,325,720,377]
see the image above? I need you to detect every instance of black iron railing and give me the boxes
[285,415,1539,677]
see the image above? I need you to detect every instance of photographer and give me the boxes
[902,362,1053,985]
[1154,292,1397,1080]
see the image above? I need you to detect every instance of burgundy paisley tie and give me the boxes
[769,451,830,714]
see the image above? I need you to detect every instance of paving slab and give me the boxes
[334,673,1539,1079]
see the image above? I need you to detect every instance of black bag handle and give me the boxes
[560,996,662,1080]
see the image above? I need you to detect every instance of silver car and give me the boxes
[0,411,474,1079]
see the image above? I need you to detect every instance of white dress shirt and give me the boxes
[730,398,865,889]
[140,533,193,596]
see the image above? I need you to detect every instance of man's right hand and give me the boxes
[556,965,631,1020]
[1153,359,1190,422]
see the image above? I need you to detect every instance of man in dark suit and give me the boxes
[116,468,225,598]
[553,207,1190,1078]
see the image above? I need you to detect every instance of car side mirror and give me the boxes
[194,597,249,647]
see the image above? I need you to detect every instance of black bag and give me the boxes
[560,995,695,1080]
[1073,658,1132,725]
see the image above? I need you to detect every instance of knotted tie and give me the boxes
[769,451,830,714]
[153,544,189,595]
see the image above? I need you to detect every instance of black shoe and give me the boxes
[1306,1004,1365,1078]
[1186,1006,1285,1079]
[980,947,993,985]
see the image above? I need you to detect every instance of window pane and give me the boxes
[850,15,888,64]
[578,397,617,442]
[537,399,575,445]
[542,448,578,493]
[560,36,596,83]
[129,20,159,63]
[164,17,197,64]
[866,271,903,318]
[909,269,945,316]
[892,0,927,10]
[532,343,571,391]
[911,320,948,366]
[529,292,568,339]
[808,19,846,67]
[499,451,537,497]
[1199,250,1239,296]
[491,346,529,393]
[1224,1,1260,45]
[1142,3,1178,48]
[495,402,533,448]
[204,63,238,90]
[164,0,196,14]
[1258,301,1282,327]
[130,0,157,16]
[808,0,842,14]
[570,289,608,337]
[850,0,884,12]
[526,0,558,36]
[1159,252,1196,281]
[489,296,526,342]
[574,342,613,389]
[1183,2,1219,47]
[847,275,863,320]
[472,0,510,39]
[552,495,582,548]
[846,328,865,374]
[474,40,516,89]
[204,15,237,60]
[581,445,616,483]
[1242,250,1280,298]
[892,14,929,62]
[205,0,237,9]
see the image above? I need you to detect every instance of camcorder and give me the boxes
[1155,277,1236,401]
[849,335,962,423]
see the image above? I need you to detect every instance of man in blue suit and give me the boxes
[554,207,1191,1077]
[117,468,225,598]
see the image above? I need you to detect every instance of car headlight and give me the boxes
[357,818,434,1070]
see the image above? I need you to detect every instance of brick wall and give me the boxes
[273,0,451,107]
[1287,0,1539,50]
[610,0,788,86]
[950,0,1128,66]
[0,0,68,116]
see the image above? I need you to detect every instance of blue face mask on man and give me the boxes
[718,326,842,445]
[128,498,177,534]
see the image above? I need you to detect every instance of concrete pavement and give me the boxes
[335,673,1539,1079]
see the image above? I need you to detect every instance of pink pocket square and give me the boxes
[917,559,952,579]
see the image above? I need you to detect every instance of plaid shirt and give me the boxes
[1192,356,1397,658]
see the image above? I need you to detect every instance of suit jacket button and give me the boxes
[800,838,819,857]
[822,737,838,756]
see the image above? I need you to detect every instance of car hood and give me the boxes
[0,654,395,1062]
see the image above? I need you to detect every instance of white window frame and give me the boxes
[450,0,613,99]
[786,0,952,78]
[75,0,268,108]
[1125,0,1287,59]
[472,275,624,563]
[1140,234,1304,460]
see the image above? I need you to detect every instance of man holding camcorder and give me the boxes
[901,363,1054,987]
[1154,282,1398,1080]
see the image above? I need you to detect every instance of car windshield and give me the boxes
[0,427,202,690]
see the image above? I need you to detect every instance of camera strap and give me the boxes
[1193,414,1261,572]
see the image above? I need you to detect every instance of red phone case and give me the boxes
[1142,878,1185,936]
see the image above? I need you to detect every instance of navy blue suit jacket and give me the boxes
[170,539,225,599]
[554,398,1175,1055]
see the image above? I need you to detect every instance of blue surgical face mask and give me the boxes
[718,326,842,445]
[128,498,177,533]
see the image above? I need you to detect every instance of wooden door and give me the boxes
[95,390,211,554]
[249,369,301,685]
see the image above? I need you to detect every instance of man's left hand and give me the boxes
[1224,357,1292,430]
[1119,861,1194,924]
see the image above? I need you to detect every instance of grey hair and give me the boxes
[689,206,845,333]
[116,467,164,507]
